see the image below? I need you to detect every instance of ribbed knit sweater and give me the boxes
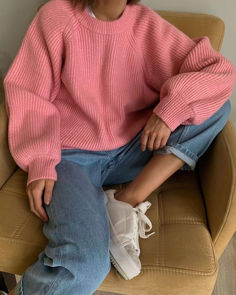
[3,0,236,187]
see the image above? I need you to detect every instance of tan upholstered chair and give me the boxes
[0,6,236,295]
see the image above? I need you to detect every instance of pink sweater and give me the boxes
[3,0,236,187]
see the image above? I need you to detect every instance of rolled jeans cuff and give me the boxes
[153,143,198,171]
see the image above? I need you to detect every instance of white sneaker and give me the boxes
[104,189,155,280]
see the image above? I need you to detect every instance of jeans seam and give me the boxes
[177,125,190,143]
[17,268,71,295]
[46,268,72,295]
[101,162,116,185]
[44,200,63,266]
[114,133,142,165]
[41,201,65,294]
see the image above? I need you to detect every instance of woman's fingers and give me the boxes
[26,180,49,222]
[160,136,168,148]
[154,135,168,150]
[142,132,168,151]
[27,189,43,220]
[153,134,162,150]
[147,132,156,151]
[141,129,164,151]
[141,113,171,152]
[141,129,149,151]
[33,188,49,222]
[43,180,55,205]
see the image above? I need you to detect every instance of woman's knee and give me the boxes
[42,203,111,279]
[42,223,110,286]
[59,240,111,283]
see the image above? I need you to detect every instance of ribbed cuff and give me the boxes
[152,93,194,132]
[27,157,60,187]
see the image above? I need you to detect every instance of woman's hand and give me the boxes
[141,113,171,152]
[26,179,55,222]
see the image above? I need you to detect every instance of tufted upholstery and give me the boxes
[0,7,236,295]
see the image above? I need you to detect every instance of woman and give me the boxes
[4,0,236,294]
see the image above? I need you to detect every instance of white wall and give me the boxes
[0,0,235,125]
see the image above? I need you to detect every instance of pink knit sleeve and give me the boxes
[3,8,65,188]
[142,10,236,132]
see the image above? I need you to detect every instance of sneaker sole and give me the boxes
[109,234,141,280]
[110,251,129,280]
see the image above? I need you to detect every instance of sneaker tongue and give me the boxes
[114,211,138,245]
[120,214,140,255]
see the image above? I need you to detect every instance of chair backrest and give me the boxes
[0,75,4,104]
[156,10,225,51]
[0,76,17,188]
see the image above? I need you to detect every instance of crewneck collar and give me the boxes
[74,2,135,34]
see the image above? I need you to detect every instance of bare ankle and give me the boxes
[114,189,139,207]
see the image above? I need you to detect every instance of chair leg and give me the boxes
[0,272,16,293]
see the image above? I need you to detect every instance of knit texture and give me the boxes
[3,0,236,187]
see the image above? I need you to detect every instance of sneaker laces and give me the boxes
[122,201,155,256]
[134,201,155,239]
[105,189,155,255]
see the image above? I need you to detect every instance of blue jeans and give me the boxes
[16,100,231,295]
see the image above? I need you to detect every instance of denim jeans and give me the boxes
[15,100,231,295]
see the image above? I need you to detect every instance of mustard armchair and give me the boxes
[0,7,236,295]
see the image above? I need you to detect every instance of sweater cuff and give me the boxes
[27,157,60,187]
[152,93,195,132]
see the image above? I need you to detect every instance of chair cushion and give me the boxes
[99,170,218,295]
[0,168,218,295]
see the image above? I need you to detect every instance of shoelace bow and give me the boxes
[134,201,155,239]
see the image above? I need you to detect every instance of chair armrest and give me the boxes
[196,118,236,259]
[0,99,17,189]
